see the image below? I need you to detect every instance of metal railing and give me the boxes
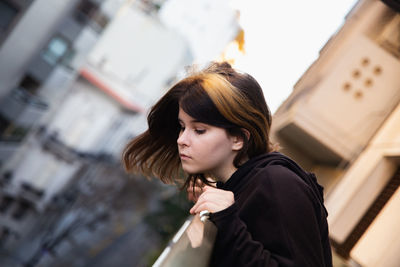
[153,211,217,267]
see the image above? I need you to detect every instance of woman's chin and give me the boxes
[182,166,202,175]
[183,169,198,175]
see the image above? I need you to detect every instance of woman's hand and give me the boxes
[189,185,234,215]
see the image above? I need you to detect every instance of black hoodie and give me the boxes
[208,152,332,267]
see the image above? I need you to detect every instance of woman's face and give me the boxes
[177,107,242,182]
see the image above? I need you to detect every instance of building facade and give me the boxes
[271,0,400,266]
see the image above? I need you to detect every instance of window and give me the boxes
[12,199,31,220]
[18,73,40,94]
[21,182,44,198]
[75,0,109,31]
[75,0,99,24]
[0,1,19,38]
[2,171,13,183]
[41,36,70,66]
[0,196,13,213]
[376,14,400,58]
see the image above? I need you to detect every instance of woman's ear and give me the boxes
[231,129,250,151]
[242,128,250,141]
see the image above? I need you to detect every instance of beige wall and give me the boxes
[351,185,400,267]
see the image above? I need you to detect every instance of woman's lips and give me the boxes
[180,153,191,160]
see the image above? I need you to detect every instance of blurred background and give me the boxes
[0,0,400,266]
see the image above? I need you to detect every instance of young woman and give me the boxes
[123,62,332,267]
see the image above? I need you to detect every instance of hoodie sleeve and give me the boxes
[209,165,331,267]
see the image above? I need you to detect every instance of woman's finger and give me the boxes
[190,188,234,214]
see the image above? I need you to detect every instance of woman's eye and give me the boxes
[195,129,206,134]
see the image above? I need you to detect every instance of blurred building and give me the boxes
[0,0,137,264]
[159,0,240,63]
[83,4,192,111]
[0,0,113,164]
[0,0,119,263]
[0,0,196,265]
[271,0,400,266]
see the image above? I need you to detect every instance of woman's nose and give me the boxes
[177,129,189,146]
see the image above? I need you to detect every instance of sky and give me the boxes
[230,0,358,113]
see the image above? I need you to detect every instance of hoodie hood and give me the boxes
[217,151,327,215]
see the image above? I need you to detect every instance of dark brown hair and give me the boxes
[122,62,274,187]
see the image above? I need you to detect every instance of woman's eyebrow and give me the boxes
[178,117,202,124]
[192,120,208,126]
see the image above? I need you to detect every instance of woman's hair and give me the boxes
[122,61,274,187]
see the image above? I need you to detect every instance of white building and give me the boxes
[271,0,400,265]
[84,5,193,110]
